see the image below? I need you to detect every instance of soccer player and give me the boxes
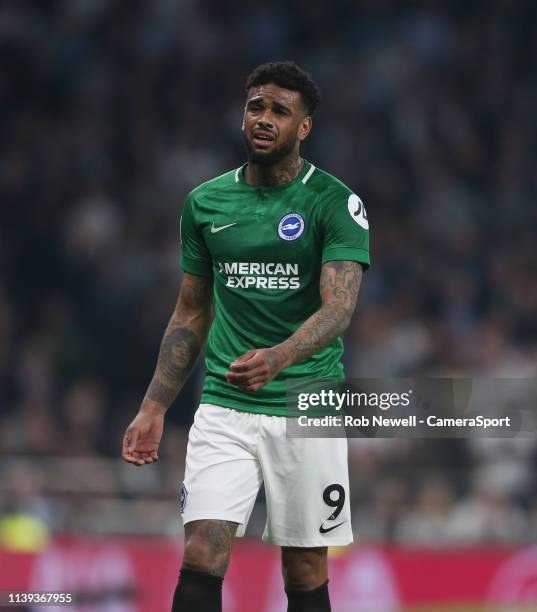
[122,61,370,612]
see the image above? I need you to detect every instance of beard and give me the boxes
[243,131,296,167]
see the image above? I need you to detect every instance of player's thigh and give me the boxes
[181,404,262,529]
[260,429,352,547]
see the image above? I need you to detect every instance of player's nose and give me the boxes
[257,114,275,131]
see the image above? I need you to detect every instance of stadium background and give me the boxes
[1,0,537,610]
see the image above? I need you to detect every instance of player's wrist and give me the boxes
[140,398,168,416]
[270,345,293,371]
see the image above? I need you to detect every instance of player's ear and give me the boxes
[298,116,312,142]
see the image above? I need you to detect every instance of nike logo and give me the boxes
[319,521,346,534]
[211,222,237,234]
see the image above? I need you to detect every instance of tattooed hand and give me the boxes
[226,348,286,392]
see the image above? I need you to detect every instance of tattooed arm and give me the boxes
[275,260,362,367]
[226,261,363,392]
[122,272,212,465]
[144,272,213,410]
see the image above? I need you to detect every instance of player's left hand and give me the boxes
[226,348,287,392]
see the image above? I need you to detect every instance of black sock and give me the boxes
[285,579,331,612]
[171,568,223,612]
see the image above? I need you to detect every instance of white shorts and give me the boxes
[180,403,353,547]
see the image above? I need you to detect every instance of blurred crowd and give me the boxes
[1,0,537,543]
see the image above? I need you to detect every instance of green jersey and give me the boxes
[180,160,370,416]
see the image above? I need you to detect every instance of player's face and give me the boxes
[242,83,312,166]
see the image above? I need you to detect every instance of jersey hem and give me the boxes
[200,392,294,416]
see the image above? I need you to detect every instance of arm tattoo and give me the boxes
[145,274,212,408]
[184,520,238,577]
[145,322,201,406]
[276,261,363,368]
[319,260,361,311]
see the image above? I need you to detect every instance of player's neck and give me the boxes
[245,155,304,188]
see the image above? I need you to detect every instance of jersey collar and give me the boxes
[235,160,315,191]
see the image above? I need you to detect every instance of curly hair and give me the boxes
[245,61,321,115]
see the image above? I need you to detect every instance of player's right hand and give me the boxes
[122,408,164,466]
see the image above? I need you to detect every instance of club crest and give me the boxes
[180,482,188,513]
[278,213,305,241]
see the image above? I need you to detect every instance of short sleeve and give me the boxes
[320,189,371,269]
[179,194,212,276]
